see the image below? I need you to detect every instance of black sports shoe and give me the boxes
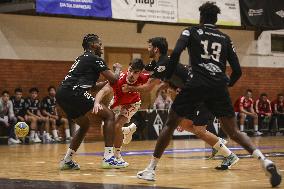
[265,163,282,187]
[59,159,80,170]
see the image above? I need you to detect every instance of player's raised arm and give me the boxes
[122,78,160,93]
[101,63,122,85]
[227,38,242,87]
[168,29,190,76]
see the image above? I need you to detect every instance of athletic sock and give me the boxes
[29,130,35,139]
[213,139,231,157]
[104,147,114,159]
[252,149,266,161]
[114,147,122,159]
[64,148,76,162]
[147,156,159,170]
[240,125,244,131]
[52,129,59,138]
[254,125,259,132]
[65,129,71,138]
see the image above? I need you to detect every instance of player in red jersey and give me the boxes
[272,93,284,130]
[93,58,149,167]
[234,89,259,135]
[255,93,272,132]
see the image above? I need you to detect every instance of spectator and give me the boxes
[11,88,38,143]
[234,89,259,134]
[153,89,173,110]
[272,93,284,130]
[41,86,71,142]
[255,93,272,133]
[0,90,20,144]
[25,87,52,143]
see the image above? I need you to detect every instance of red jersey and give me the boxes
[110,72,150,108]
[271,99,284,113]
[255,99,272,114]
[234,96,253,112]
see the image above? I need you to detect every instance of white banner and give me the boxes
[178,0,241,26]
[112,0,177,23]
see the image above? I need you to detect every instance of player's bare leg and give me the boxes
[61,118,71,141]
[50,118,60,142]
[220,116,281,187]
[113,115,129,167]
[137,109,182,181]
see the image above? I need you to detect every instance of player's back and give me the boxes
[187,24,234,87]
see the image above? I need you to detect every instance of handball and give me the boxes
[14,122,29,138]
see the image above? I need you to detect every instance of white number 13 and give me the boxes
[201,40,222,62]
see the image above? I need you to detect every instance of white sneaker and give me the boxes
[137,168,156,181]
[116,156,129,168]
[254,131,263,136]
[123,124,137,144]
[15,138,22,144]
[8,138,19,145]
[34,137,42,143]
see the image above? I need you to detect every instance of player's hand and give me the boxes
[176,125,184,132]
[113,63,122,71]
[122,84,129,92]
[92,103,103,114]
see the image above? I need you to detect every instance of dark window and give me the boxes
[271,34,284,53]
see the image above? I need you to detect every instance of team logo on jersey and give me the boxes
[156,66,166,72]
[96,60,105,68]
[182,30,190,36]
[199,63,222,73]
[197,29,204,35]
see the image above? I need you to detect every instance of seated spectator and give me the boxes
[255,93,272,133]
[234,89,259,135]
[0,90,20,144]
[25,87,52,143]
[153,89,173,110]
[272,93,284,129]
[41,86,71,142]
[11,88,38,142]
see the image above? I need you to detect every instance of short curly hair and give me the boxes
[199,2,221,24]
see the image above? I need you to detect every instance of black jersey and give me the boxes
[10,97,26,117]
[61,51,110,89]
[170,24,241,88]
[145,55,191,88]
[25,98,41,115]
[41,96,57,115]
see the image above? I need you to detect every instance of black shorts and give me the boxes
[172,86,235,126]
[56,86,95,119]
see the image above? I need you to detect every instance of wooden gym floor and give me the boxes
[0,136,283,189]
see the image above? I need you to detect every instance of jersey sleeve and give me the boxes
[141,73,150,84]
[93,57,110,73]
[168,27,191,78]
[227,37,242,87]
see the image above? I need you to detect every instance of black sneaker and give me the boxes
[265,163,282,187]
[59,159,80,170]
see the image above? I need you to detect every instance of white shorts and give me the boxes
[111,101,141,123]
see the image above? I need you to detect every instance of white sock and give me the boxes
[35,132,40,140]
[147,156,159,170]
[30,130,35,139]
[129,123,137,131]
[52,129,59,138]
[240,125,244,131]
[252,149,266,161]
[122,127,130,134]
[64,148,76,162]
[65,129,71,138]
[213,140,231,157]
[104,147,114,159]
[114,147,122,159]
[254,125,259,132]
